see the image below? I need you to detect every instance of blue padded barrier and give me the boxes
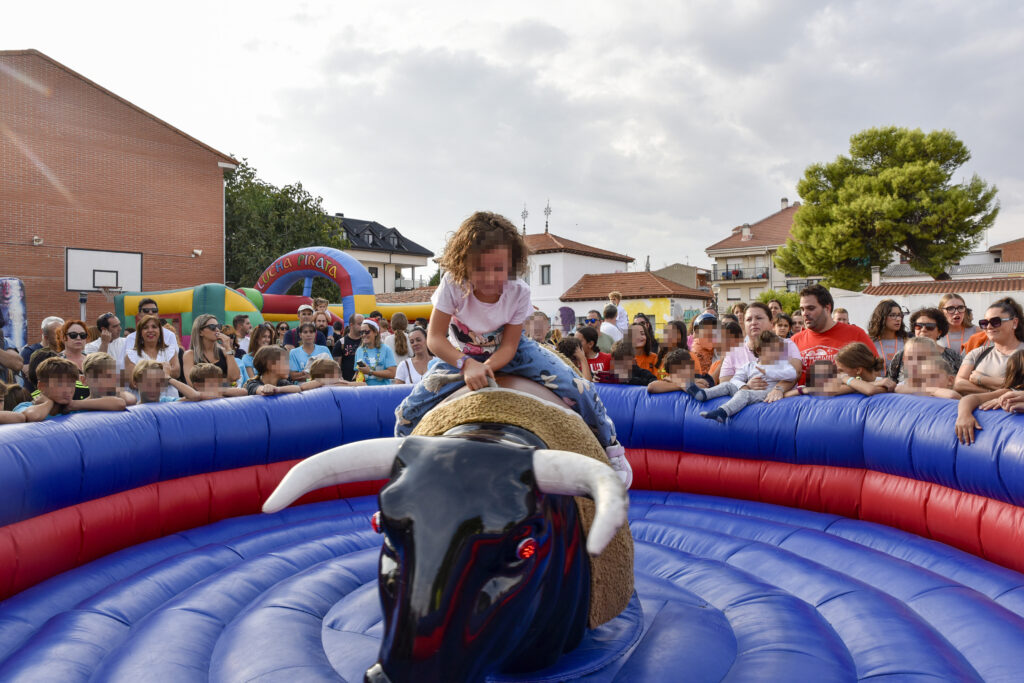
[3,386,1024,525]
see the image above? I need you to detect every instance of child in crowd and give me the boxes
[245,345,321,395]
[0,384,29,423]
[14,357,127,421]
[189,363,248,400]
[896,337,960,399]
[647,349,697,394]
[709,321,744,385]
[690,330,798,423]
[133,359,198,404]
[955,350,1024,444]
[830,342,897,396]
[688,314,717,375]
[308,357,360,385]
[774,314,792,339]
[785,360,839,397]
[83,352,137,405]
[556,337,593,380]
[597,340,657,386]
[394,211,629,484]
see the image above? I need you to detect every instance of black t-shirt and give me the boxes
[283,329,327,348]
[243,376,297,395]
[334,334,362,380]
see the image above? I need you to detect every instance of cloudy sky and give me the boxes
[6,1,1023,271]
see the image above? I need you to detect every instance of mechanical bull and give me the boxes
[263,391,629,682]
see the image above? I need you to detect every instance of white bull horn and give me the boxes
[262,438,404,514]
[532,450,628,556]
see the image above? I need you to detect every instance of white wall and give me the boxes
[528,252,628,318]
[831,288,1018,330]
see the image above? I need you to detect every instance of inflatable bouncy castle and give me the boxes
[2,389,1024,680]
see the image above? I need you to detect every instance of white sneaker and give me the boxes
[605,442,633,489]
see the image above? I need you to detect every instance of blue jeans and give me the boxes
[394,336,617,448]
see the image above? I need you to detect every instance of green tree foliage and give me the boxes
[428,270,441,287]
[225,159,347,301]
[775,127,999,290]
[756,290,801,314]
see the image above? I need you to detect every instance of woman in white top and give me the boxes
[394,326,433,386]
[939,293,979,353]
[124,314,179,400]
[384,312,412,365]
[954,297,1024,395]
[719,302,801,403]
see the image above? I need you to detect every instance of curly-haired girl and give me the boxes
[394,211,630,485]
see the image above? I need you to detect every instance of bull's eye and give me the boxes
[371,511,383,534]
[516,537,538,560]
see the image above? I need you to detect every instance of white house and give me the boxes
[524,231,634,318]
[332,214,434,294]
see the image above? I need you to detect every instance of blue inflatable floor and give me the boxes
[3,491,1024,682]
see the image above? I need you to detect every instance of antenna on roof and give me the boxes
[544,199,552,234]
[521,203,528,235]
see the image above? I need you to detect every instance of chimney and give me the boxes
[740,223,752,241]
[781,197,789,210]
[334,212,344,218]
[870,266,881,287]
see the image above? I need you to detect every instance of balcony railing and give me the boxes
[712,266,770,281]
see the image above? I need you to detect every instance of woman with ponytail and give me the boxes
[384,312,412,364]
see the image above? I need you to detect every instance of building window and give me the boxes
[540,265,551,285]
[368,267,379,278]
[749,287,765,300]
[726,287,741,301]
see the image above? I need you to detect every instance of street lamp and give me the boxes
[521,204,528,235]
[544,199,552,234]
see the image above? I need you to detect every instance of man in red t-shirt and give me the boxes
[791,284,878,382]
[575,326,612,376]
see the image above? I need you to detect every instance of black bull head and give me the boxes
[264,425,628,683]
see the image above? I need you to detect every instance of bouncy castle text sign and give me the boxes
[255,251,341,293]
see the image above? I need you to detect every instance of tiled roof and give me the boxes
[374,286,437,304]
[0,50,236,165]
[333,216,434,257]
[883,262,1024,278]
[863,278,1024,296]
[560,272,713,302]
[706,204,800,252]
[525,232,634,263]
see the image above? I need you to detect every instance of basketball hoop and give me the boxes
[98,286,123,303]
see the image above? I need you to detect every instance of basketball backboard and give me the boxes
[66,248,142,292]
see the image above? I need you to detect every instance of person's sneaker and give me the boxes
[605,442,633,489]
[700,408,729,424]
[685,382,706,401]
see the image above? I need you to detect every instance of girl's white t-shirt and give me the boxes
[431,273,533,355]
[125,346,178,399]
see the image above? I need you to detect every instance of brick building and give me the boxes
[1,49,235,335]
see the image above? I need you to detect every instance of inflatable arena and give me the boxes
[2,386,1024,681]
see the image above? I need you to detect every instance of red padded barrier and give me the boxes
[0,462,388,600]
[4,449,1024,600]
[860,473,931,539]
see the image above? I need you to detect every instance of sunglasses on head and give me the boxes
[913,322,938,331]
[979,317,1013,329]
[65,331,88,340]
[140,307,158,314]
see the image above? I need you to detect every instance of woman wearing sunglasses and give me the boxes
[125,314,180,400]
[275,323,290,347]
[354,319,396,386]
[183,314,241,388]
[58,319,90,371]
[938,293,978,354]
[886,307,962,383]
[954,297,1024,395]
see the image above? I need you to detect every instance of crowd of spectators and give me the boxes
[2,287,1022,442]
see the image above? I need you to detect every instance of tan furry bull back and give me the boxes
[412,387,635,628]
